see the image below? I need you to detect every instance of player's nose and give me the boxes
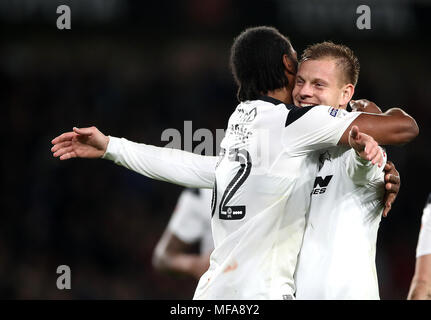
[297,83,313,98]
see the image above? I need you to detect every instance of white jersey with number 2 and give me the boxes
[103,97,360,299]
[193,97,360,299]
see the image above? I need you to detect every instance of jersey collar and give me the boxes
[258,95,284,106]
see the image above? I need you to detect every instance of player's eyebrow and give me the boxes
[311,77,329,85]
[296,75,305,82]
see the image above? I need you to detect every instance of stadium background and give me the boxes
[0,0,430,299]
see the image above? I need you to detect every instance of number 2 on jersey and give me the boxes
[212,148,252,220]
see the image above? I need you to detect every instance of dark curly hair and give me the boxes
[230,26,296,102]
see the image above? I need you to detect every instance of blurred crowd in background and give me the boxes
[0,0,430,299]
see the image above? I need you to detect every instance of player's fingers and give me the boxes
[385,182,392,191]
[53,146,74,158]
[356,99,370,105]
[383,193,396,218]
[385,173,400,187]
[384,162,393,172]
[366,143,379,162]
[363,137,377,154]
[52,132,75,144]
[373,149,383,167]
[387,161,400,176]
[349,125,359,140]
[382,203,391,218]
[385,181,400,194]
[350,99,368,111]
[349,100,360,107]
[386,160,394,166]
[51,140,72,153]
[386,183,400,195]
[371,147,383,167]
[349,100,359,112]
[60,151,77,160]
[377,152,383,167]
[73,127,93,136]
[376,146,383,167]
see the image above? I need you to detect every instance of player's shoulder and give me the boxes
[231,97,288,127]
[284,104,319,127]
[240,96,285,113]
[286,105,360,130]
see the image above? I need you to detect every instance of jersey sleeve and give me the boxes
[283,105,361,154]
[345,147,387,186]
[416,197,431,258]
[168,189,209,245]
[102,136,217,188]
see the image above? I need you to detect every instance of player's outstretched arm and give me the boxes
[52,126,217,188]
[51,127,109,160]
[338,100,419,146]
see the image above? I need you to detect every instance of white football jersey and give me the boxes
[103,97,360,299]
[416,193,431,258]
[294,146,387,300]
[193,97,360,300]
[168,188,214,254]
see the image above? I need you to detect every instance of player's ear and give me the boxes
[283,54,296,76]
[340,84,355,106]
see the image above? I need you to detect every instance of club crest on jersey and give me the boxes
[329,107,339,117]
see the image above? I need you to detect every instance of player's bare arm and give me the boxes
[408,254,431,300]
[153,230,210,279]
[338,102,419,146]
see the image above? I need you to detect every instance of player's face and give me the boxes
[292,58,352,109]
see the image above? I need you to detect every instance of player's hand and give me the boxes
[350,99,382,114]
[348,125,383,167]
[382,160,400,218]
[51,126,109,160]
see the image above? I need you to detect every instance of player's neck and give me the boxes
[266,87,292,105]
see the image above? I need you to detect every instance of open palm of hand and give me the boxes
[51,126,109,160]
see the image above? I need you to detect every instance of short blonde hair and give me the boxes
[301,41,360,86]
